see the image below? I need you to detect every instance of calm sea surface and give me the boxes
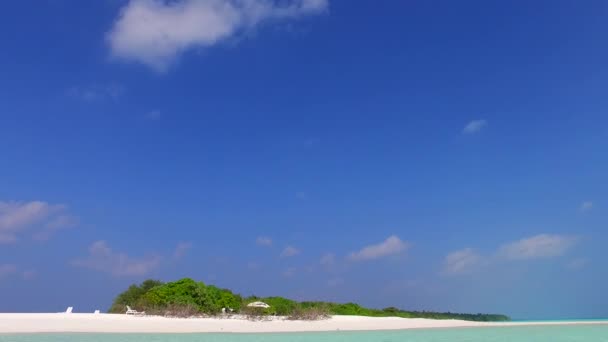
[3,325,608,342]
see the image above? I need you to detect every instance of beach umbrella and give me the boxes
[246,301,270,309]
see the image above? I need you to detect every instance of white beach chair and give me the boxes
[65,307,73,314]
[94,310,100,314]
[126,306,145,316]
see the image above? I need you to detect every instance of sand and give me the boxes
[0,313,606,334]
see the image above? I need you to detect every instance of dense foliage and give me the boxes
[108,279,163,313]
[110,278,510,321]
[298,302,510,321]
[109,278,242,315]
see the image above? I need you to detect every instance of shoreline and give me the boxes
[0,314,606,334]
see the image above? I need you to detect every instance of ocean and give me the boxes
[3,325,608,342]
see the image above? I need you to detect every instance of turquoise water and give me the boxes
[3,325,608,342]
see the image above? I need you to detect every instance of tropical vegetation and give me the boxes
[109,278,510,321]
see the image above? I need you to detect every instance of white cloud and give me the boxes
[498,234,577,260]
[0,201,60,231]
[34,215,80,241]
[44,215,79,230]
[348,235,408,261]
[107,0,329,72]
[445,234,581,275]
[173,241,193,259]
[462,119,487,134]
[579,201,593,212]
[0,200,75,243]
[71,241,162,277]
[0,264,17,278]
[442,248,482,275]
[256,236,273,247]
[281,245,300,257]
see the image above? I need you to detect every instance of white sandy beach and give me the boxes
[0,313,606,334]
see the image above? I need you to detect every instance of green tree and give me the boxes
[260,297,298,316]
[109,279,163,313]
[109,277,510,321]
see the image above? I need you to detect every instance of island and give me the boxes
[109,278,510,322]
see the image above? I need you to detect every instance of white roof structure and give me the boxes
[246,301,270,308]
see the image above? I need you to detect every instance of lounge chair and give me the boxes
[94,310,100,314]
[63,307,73,314]
[126,306,145,315]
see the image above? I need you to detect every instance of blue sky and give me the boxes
[1,0,607,319]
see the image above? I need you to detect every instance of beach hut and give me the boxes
[246,301,270,309]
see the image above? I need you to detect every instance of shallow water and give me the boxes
[3,325,608,342]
